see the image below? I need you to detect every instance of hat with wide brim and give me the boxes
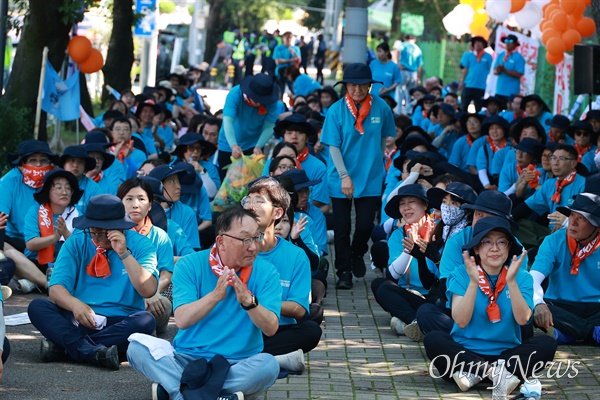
[9,139,59,166]
[135,100,162,117]
[481,115,510,138]
[585,109,600,123]
[281,168,322,191]
[72,194,136,230]
[381,94,398,109]
[172,161,204,195]
[459,112,486,133]
[461,190,516,227]
[462,216,522,259]
[240,73,279,106]
[427,182,477,210]
[483,96,505,110]
[395,125,432,148]
[180,355,231,399]
[33,168,84,206]
[58,145,97,172]
[549,114,571,130]
[501,34,520,46]
[521,94,551,113]
[334,63,383,87]
[83,143,115,170]
[514,138,544,160]
[141,176,167,203]
[567,120,595,138]
[400,135,437,154]
[557,192,600,227]
[84,130,115,147]
[471,36,488,47]
[409,86,427,96]
[385,184,429,220]
[274,113,317,139]
[510,116,547,144]
[148,164,187,183]
[172,132,217,159]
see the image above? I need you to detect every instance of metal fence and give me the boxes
[420,39,469,84]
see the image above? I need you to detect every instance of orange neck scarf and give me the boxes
[243,93,267,115]
[297,147,309,164]
[37,203,55,265]
[466,134,475,147]
[476,50,485,62]
[133,216,153,236]
[516,164,541,189]
[111,139,134,163]
[22,165,53,189]
[345,93,372,135]
[551,171,576,204]
[90,170,103,183]
[385,148,399,172]
[477,265,507,323]
[574,143,591,163]
[486,136,506,154]
[568,230,600,275]
[503,50,515,62]
[86,240,111,278]
[209,244,252,293]
[404,215,435,240]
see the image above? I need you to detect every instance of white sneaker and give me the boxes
[492,370,521,396]
[404,320,425,342]
[275,349,305,372]
[390,317,406,336]
[1,285,12,301]
[16,278,37,294]
[327,230,334,244]
[217,392,244,400]
[453,371,483,391]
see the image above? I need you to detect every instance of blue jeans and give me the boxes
[127,341,279,400]
[400,70,418,114]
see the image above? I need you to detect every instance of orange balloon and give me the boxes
[577,17,596,37]
[571,0,587,16]
[546,37,566,55]
[472,11,489,27]
[560,0,577,14]
[544,4,561,17]
[546,51,565,65]
[562,29,582,51]
[510,0,527,13]
[79,49,104,74]
[539,20,553,31]
[472,26,490,40]
[542,28,562,44]
[552,11,569,32]
[584,0,591,5]
[471,0,485,10]
[68,36,92,64]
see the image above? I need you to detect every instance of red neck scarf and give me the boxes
[86,240,111,278]
[22,165,53,189]
[385,148,399,172]
[568,230,600,275]
[466,134,475,147]
[404,215,435,240]
[345,93,372,135]
[422,109,428,119]
[503,50,515,62]
[516,164,541,189]
[574,143,591,163]
[243,93,267,115]
[90,170,103,183]
[297,147,309,165]
[132,216,153,236]
[476,50,485,62]
[486,136,507,154]
[477,265,508,323]
[38,203,55,265]
[111,139,134,163]
[551,171,576,204]
[209,244,252,293]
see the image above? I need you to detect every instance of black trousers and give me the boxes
[424,331,557,382]
[2,337,10,364]
[330,196,378,276]
[544,299,600,342]
[262,320,322,355]
[217,148,256,182]
[461,87,485,113]
[372,278,427,323]
[417,303,454,334]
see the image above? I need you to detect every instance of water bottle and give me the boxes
[492,359,508,400]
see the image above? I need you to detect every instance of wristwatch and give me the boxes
[241,295,259,310]
[118,248,132,260]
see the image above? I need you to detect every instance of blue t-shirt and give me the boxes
[498,157,544,196]
[75,176,101,214]
[137,129,158,156]
[293,74,322,97]
[23,204,77,261]
[164,201,200,250]
[167,219,195,257]
[369,60,402,101]
[476,141,510,172]
[388,228,439,295]
[145,225,174,273]
[172,250,281,360]
[273,44,301,77]
[491,147,514,176]
[321,96,395,198]
[493,51,525,97]
[217,86,279,152]
[524,174,585,216]
[460,51,493,90]
[0,170,39,240]
[121,149,148,179]
[449,135,484,172]
[430,123,459,159]
[49,230,158,317]
[411,105,425,127]
[304,203,328,256]
[581,147,598,174]
[448,264,533,355]
[96,161,126,195]
[258,237,311,326]
[531,228,600,303]
[537,111,554,134]
[400,42,423,72]
[180,186,212,224]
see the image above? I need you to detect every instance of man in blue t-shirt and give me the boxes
[27,195,158,370]
[127,207,281,400]
[459,36,493,113]
[530,193,600,345]
[398,34,423,114]
[493,34,525,105]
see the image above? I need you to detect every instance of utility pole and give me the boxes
[343,0,368,64]
[188,0,209,66]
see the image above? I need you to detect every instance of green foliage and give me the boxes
[0,100,33,172]
[159,0,177,14]
[301,0,326,30]
[218,0,285,34]
[8,0,101,33]
[281,9,295,20]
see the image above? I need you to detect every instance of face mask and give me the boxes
[440,203,465,226]
[22,165,53,189]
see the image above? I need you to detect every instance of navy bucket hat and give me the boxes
[427,182,477,210]
[274,113,317,139]
[334,63,383,87]
[59,145,97,172]
[462,216,523,259]
[33,168,84,206]
[281,169,321,191]
[385,184,429,220]
[172,132,217,159]
[557,193,600,227]
[240,73,279,106]
[172,161,203,195]
[9,139,58,166]
[72,194,136,230]
[180,355,231,400]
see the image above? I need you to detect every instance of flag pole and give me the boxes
[34,47,49,140]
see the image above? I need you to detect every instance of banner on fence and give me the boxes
[553,53,573,115]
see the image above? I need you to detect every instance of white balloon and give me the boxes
[486,0,511,22]
[514,3,543,29]
[530,0,552,8]
[454,3,476,19]
[443,5,475,37]
[530,25,544,42]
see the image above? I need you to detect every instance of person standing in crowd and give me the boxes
[273,31,301,98]
[399,34,423,115]
[321,63,396,289]
[459,36,493,113]
[370,42,402,104]
[314,34,327,85]
[493,34,525,105]
[210,38,234,87]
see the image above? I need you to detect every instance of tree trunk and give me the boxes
[2,0,72,142]
[391,0,404,41]
[102,0,134,105]
[204,0,227,63]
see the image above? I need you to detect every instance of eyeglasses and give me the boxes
[187,145,203,152]
[85,229,109,239]
[541,154,552,160]
[574,130,591,137]
[221,232,264,247]
[51,185,74,194]
[241,196,271,208]
[276,164,295,172]
[480,239,510,250]
[466,120,480,125]
[549,156,575,162]
[25,157,51,167]
[112,127,131,132]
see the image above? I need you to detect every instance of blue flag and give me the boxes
[41,63,80,121]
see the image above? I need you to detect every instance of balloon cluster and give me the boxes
[540,0,595,64]
[67,36,104,74]
[443,0,490,39]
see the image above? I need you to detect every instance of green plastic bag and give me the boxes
[211,154,265,212]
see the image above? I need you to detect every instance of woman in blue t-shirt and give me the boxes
[369,42,402,102]
[423,216,556,396]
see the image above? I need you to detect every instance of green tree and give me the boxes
[159,0,176,14]
[301,0,326,30]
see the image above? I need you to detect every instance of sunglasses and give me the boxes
[574,130,591,137]
[504,39,516,44]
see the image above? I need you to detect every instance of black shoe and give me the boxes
[336,272,353,289]
[217,391,244,400]
[351,254,366,278]
[92,345,120,370]
[40,338,68,362]
[152,382,170,400]
[318,257,330,276]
